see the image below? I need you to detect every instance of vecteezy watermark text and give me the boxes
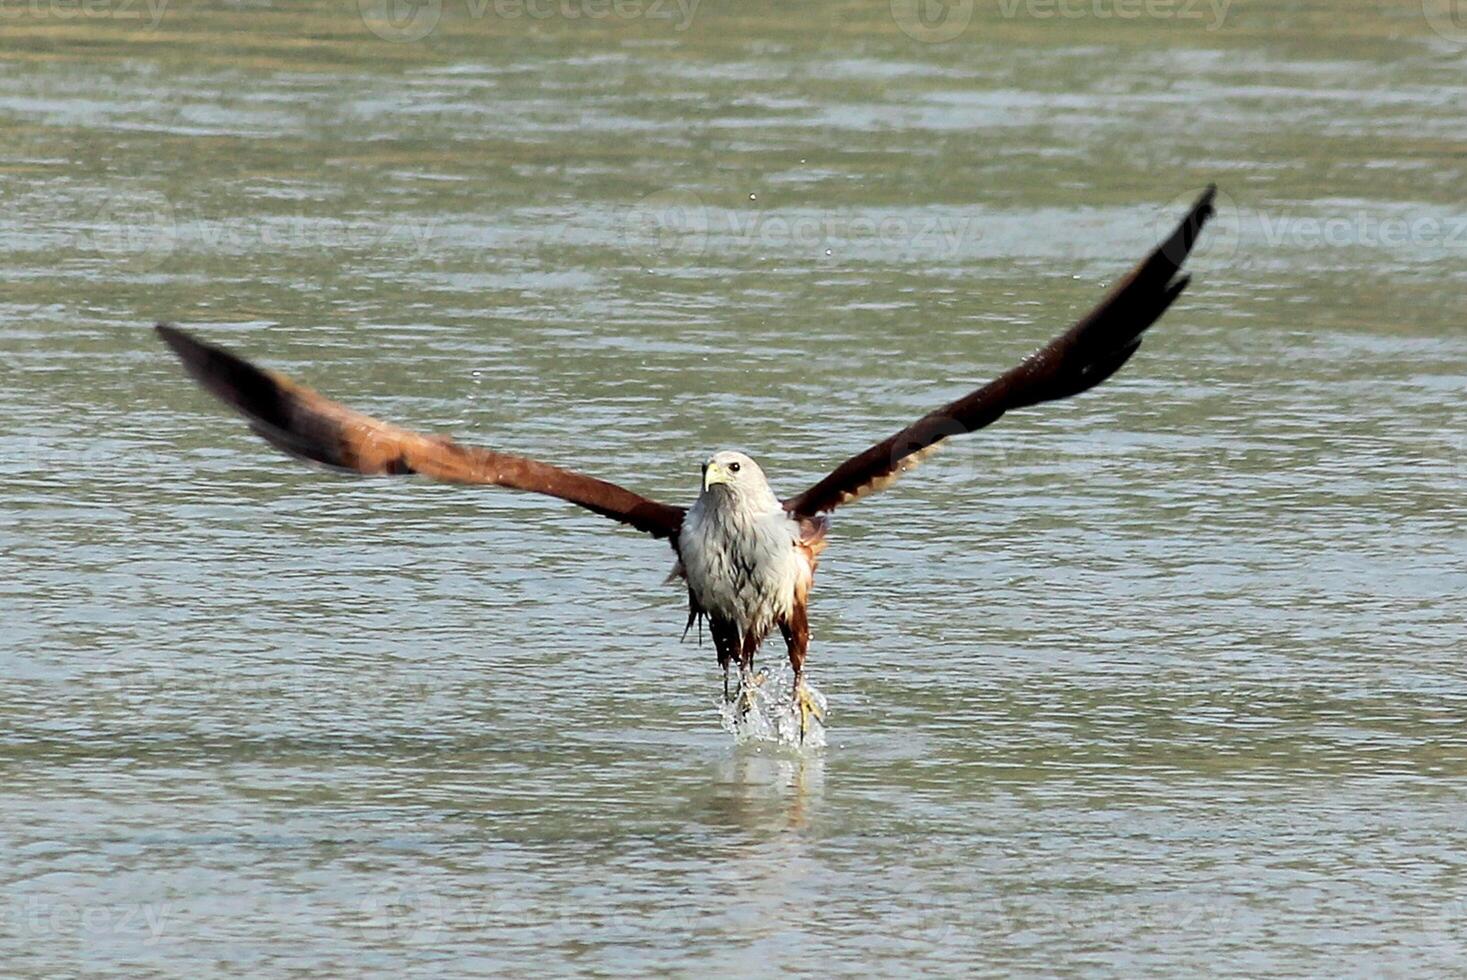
[0,0,168,28]
[620,190,982,261]
[1149,188,1467,272]
[996,0,1230,29]
[8,897,170,946]
[891,0,1230,43]
[67,189,440,272]
[358,0,699,42]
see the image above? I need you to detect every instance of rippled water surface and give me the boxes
[2,2,1465,974]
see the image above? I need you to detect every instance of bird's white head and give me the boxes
[700,450,778,508]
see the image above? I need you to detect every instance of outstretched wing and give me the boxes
[782,185,1216,519]
[156,325,686,540]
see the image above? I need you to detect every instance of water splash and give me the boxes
[717,665,828,750]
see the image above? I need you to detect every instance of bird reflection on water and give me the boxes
[709,743,826,838]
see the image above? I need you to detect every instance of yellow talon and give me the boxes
[738,669,765,715]
[794,683,824,741]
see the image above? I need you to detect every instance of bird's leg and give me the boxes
[780,603,822,741]
[737,632,763,716]
[736,666,769,713]
[792,670,824,742]
[711,617,739,705]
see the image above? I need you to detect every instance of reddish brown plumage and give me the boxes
[781,516,827,676]
[154,325,685,540]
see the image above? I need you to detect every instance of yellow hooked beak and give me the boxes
[703,461,730,491]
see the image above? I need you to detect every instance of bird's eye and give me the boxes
[728,462,741,473]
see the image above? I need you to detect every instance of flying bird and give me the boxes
[157,186,1215,740]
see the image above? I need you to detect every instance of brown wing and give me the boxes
[156,325,685,540]
[782,185,1216,519]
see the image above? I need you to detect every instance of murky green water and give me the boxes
[3,1,1465,974]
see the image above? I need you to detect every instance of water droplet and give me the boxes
[718,664,826,749]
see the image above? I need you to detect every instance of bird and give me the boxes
[156,185,1215,741]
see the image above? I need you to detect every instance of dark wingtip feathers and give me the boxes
[1071,190,1212,388]
[155,322,204,376]
[1157,184,1216,273]
[155,323,345,468]
[156,323,285,426]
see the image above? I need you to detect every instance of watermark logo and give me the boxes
[621,189,710,260]
[1423,0,1467,46]
[359,0,442,41]
[891,0,975,42]
[75,190,178,272]
[358,880,448,944]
